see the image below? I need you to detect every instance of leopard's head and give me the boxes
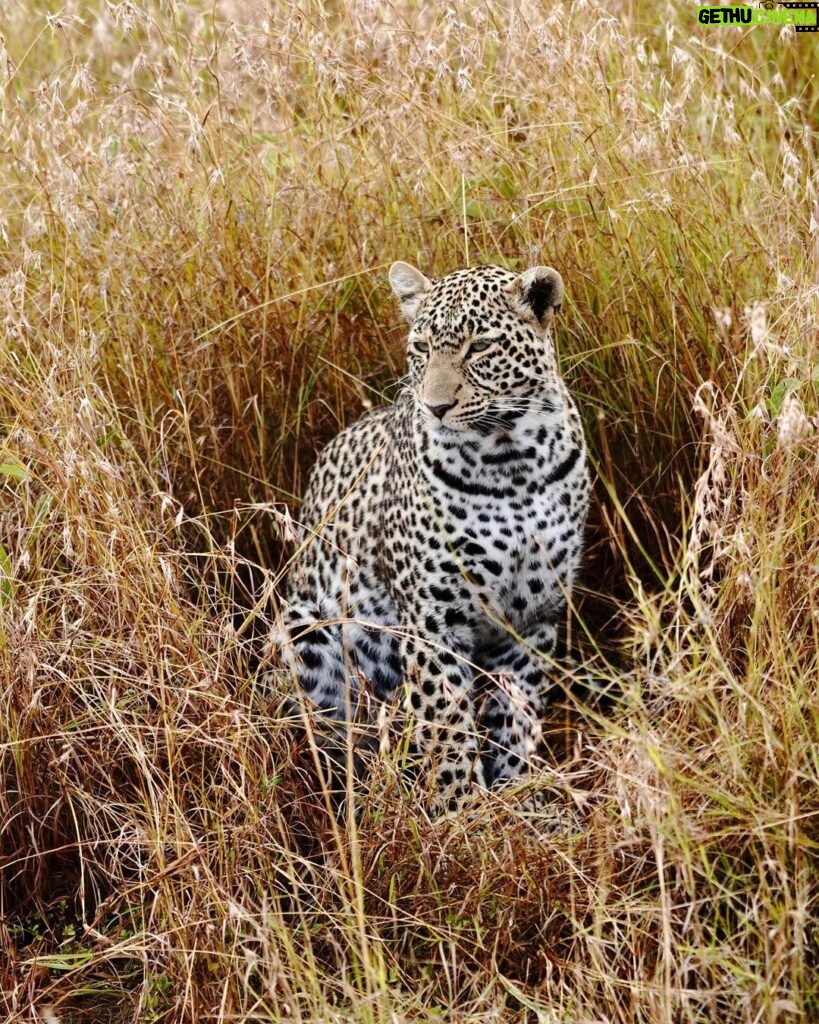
[389,261,564,433]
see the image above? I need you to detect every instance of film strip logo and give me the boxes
[764,1,819,30]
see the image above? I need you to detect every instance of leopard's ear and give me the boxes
[389,261,432,324]
[505,266,563,328]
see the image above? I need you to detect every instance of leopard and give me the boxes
[278,260,590,814]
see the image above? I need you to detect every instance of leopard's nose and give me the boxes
[425,402,456,421]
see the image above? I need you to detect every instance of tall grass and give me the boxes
[1,1,817,1020]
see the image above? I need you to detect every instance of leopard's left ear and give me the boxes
[505,267,563,328]
[389,261,432,324]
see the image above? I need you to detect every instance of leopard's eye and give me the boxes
[467,337,495,357]
[411,340,430,356]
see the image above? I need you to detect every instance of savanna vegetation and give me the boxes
[1,1,818,1020]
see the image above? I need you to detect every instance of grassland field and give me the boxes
[1,1,818,1021]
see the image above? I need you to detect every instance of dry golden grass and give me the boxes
[1,1,818,1021]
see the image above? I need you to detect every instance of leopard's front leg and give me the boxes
[400,628,486,815]
[475,618,559,787]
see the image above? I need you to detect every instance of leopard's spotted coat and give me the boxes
[280,261,590,813]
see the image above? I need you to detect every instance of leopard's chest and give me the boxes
[450,477,574,605]
[415,424,586,625]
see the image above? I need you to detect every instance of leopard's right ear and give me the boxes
[389,261,432,324]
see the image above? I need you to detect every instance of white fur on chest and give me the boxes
[418,408,585,625]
